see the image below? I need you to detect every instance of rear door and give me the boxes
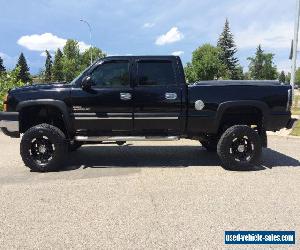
[133,58,184,134]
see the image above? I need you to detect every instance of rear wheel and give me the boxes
[217,125,262,171]
[20,124,67,172]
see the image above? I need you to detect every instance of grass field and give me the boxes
[292,95,300,115]
[291,93,300,136]
[290,120,300,136]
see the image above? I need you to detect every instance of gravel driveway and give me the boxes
[0,132,299,249]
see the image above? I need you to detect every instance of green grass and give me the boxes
[290,120,300,136]
[292,95,300,115]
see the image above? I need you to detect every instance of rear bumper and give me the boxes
[286,118,297,129]
[266,112,293,131]
[0,112,19,137]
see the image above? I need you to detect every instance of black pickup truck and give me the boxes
[0,56,294,172]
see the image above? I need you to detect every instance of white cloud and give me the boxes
[172,51,184,56]
[236,22,293,49]
[143,22,155,28]
[155,27,184,46]
[17,33,91,53]
[78,41,91,52]
[18,33,66,51]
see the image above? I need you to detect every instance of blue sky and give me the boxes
[0,0,296,74]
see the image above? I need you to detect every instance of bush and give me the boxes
[0,68,24,110]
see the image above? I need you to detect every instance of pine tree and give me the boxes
[44,50,52,82]
[15,53,31,83]
[52,49,64,82]
[217,19,240,79]
[0,56,6,74]
[278,71,286,83]
[250,45,264,79]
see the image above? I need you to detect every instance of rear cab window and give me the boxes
[137,60,177,86]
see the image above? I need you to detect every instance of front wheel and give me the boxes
[20,124,68,172]
[217,125,262,171]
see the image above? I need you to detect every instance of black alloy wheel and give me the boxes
[20,124,67,172]
[217,125,262,170]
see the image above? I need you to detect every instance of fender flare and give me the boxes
[16,99,72,133]
[214,100,270,131]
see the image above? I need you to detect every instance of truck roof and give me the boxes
[102,55,179,60]
[194,80,284,86]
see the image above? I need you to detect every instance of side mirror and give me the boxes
[81,76,93,90]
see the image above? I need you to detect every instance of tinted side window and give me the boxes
[138,60,176,86]
[90,61,129,87]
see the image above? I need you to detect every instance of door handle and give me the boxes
[120,92,132,101]
[165,92,177,100]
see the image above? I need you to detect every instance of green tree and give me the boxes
[286,72,291,84]
[0,56,6,74]
[187,44,226,81]
[235,66,244,80]
[295,68,300,86]
[278,71,286,83]
[81,47,106,69]
[248,45,277,80]
[44,50,52,82]
[52,49,64,82]
[184,62,197,83]
[0,67,24,110]
[63,39,81,82]
[15,53,31,83]
[217,19,240,79]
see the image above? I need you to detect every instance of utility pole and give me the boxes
[80,19,93,65]
[291,0,300,91]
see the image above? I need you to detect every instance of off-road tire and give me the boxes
[217,125,262,171]
[20,123,67,172]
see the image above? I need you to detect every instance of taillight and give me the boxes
[287,89,292,111]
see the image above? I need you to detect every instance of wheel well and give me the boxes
[219,106,263,132]
[19,105,68,136]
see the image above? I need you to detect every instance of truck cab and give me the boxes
[70,56,186,138]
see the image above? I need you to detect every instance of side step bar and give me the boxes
[75,136,180,142]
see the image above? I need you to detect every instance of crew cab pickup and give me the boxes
[0,56,294,172]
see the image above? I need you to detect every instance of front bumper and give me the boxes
[0,112,19,137]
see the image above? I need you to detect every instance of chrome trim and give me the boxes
[120,92,132,101]
[71,113,97,116]
[74,117,132,120]
[135,117,179,120]
[165,92,177,100]
[0,120,19,132]
[75,136,179,142]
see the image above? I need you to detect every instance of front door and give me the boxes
[70,59,133,134]
[133,59,184,135]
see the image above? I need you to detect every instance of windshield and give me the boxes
[70,61,103,86]
[70,67,91,85]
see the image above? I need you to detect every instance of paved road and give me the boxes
[0,132,299,249]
